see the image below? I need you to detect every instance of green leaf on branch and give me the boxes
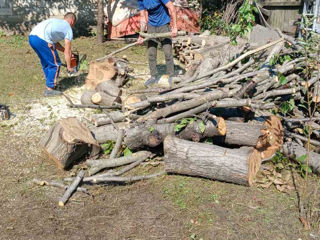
[123,147,132,156]
[101,141,115,155]
[174,118,196,132]
[279,75,287,85]
[199,121,206,133]
[149,126,155,133]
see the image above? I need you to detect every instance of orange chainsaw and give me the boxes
[61,51,86,75]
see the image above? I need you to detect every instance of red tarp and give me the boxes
[107,7,200,39]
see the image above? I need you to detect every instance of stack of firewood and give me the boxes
[80,57,132,107]
[39,30,320,206]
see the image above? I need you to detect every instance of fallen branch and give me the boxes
[58,170,85,207]
[32,179,89,194]
[87,151,152,176]
[90,171,165,183]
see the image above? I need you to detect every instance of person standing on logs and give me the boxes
[137,0,178,86]
[29,12,76,97]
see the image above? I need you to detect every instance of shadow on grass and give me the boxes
[57,73,87,91]
[156,64,185,76]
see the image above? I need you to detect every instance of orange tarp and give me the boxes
[107,7,200,39]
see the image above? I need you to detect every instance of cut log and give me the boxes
[91,91,121,106]
[95,80,122,97]
[223,116,283,160]
[80,90,96,105]
[282,142,320,174]
[164,136,261,186]
[85,58,116,89]
[40,117,100,169]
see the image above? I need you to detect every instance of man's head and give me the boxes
[64,12,76,27]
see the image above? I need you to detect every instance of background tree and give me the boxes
[97,0,105,43]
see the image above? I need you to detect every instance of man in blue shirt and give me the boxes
[29,12,76,97]
[137,0,177,86]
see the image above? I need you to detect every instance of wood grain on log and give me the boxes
[40,117,100,170]
[164,136,261,186]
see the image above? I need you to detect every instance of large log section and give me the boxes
[41,118,100,169]
[164,136,261,186]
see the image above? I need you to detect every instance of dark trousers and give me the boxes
[147,24,174,77]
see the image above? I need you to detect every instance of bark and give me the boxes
[32,179,89,194]
[109,129,124,159]
[58,170,85,207]
[164,136,261,186]
[95,80,122,97]
[97,0,105,44]
[137,88,240,122]
[40,117,100,170]
[282,142,320,174]
[91,112,136,127]
[128,92,201,110]
[87,151,152,175]
[80,90,95,105]
[88,171,165,184]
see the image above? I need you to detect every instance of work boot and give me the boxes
[144,76,158,86]
[43,89,63,97]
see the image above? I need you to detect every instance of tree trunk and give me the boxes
[164,136,261,186]
[97,0,105,44]
[40,117,100,169]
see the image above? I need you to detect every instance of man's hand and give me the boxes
[137,35,145,45]
[171,27,178,38]
[67,67,74,73]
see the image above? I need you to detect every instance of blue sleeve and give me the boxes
[138,0,145,10]
[65,26,73,41]
[161,0,170,5]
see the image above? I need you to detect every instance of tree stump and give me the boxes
[40,117,100,170]
[164,136,261,186]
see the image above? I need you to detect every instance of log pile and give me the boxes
[39,29,320,205]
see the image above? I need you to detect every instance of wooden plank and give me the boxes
[259,0,302,7]
[268,8,300,34]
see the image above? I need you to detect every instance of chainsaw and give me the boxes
[61,51,86,76]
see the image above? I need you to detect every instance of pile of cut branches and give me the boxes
[38,27,320,206]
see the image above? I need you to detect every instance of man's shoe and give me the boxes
[144,76,158,86]
[43,89,63,97]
